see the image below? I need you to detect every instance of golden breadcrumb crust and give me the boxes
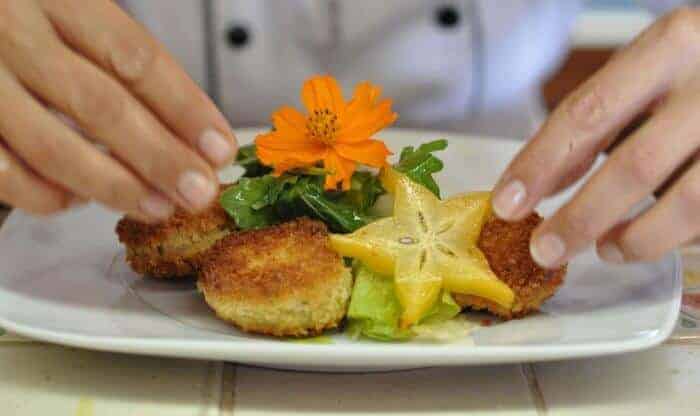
[198,218,352,337]
[116,203,235,278]
[455,213,567,319]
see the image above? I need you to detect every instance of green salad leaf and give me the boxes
[417,291,461,325]
[346,264,462,341]
[236,144,272,177]
[293,177,378,233]
[346,265,412,341]
[219,171,384,233]
[339,171,386,211]
[394,139,448,197]
[222,140,446,233]
[219,176,282,229]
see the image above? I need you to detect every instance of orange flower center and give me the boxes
[307,109,339,145]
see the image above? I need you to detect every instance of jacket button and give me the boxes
[435,5,460,28]
[226,24,250,48]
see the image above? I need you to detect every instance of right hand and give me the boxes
[0,0,237,222]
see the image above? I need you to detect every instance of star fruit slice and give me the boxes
[330,175,514,327]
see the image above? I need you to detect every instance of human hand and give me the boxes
[492,8,700,267]
[0,0,236,222]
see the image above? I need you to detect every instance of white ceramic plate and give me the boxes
[0,129,681,372]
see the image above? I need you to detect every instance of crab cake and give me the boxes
[454,213,567,319]
[116,203,235,278]
[198,218,353,337]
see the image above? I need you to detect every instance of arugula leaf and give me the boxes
[298,185,375,233]
[222,140,446,232]
[338,171,385,212]
[235,144,272,177]
[277,176,376,233]
[220,172,383,233]
[394,139,448,197]
[219,176,284,229]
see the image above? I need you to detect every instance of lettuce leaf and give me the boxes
[418,290,461,325]
[346,264,462,341]
[394,139,447,197]
[346,265,412,341]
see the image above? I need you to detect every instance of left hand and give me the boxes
[491,7,700,268]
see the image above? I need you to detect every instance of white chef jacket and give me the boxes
[119,1,678,139]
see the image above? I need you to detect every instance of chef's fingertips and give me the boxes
[530,233,567,269]
[492,178,527,220]
[198,128,237,166]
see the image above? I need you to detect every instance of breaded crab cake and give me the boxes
[198,218,353,337]
[116,203,235,278]
[454,213,567,319]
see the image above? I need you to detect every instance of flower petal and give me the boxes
[333,140,391,168]
[273,106,307,133]
[254,108,314,151]
[301,75,346,115]
[337,82,397,143]
[323,150,356,190]
[342,81,382,121]
[337,101,397,142]
[256,142,325,174]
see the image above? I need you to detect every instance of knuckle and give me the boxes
[107,35,158,85]
[617,233,660,263]
[69,77,128,131]
[0,172,68,216]
[0,3,21,40]
[678,177,700,208]
[27,136,61,169]
[561,207,597,242]
[0,7,9,40]
[563,81,609,134]
[101,173,142,210]
[656,8,700,50]
[619,145,660,189]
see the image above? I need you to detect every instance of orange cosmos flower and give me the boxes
[255,75,397,190]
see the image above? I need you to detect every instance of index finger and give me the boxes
[39,0,238,166]
[491,8,700,221]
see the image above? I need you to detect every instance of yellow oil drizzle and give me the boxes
[411,314,479,343]
[684,270,700,288]
[75,398,94,416]
[287,335,333,344]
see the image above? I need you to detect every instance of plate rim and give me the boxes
[0,247,681,368]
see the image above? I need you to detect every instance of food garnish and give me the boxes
[380,139,448,197]
[330,175,514,328]
[255,75,397,190]
[346,264,461,341]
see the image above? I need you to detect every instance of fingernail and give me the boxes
[598,242,625,264]
[140,194,174,220]
[531,233,566,268]
[492,179,526,219]
[199,129,233,165]
[177,171,217,210]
